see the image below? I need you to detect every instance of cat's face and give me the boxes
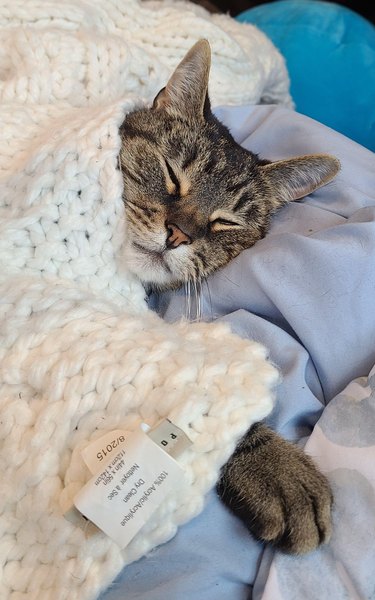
[120,103,272,290]
[120,40,339,290]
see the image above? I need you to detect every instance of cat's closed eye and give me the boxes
[210,216,243,232]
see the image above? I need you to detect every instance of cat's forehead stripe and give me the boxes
[178,172,191,197]
[164,171,191,198]
[165,176,176,196]
[232,193,251,213]
[181,146,198,170]
[162,164,191,198]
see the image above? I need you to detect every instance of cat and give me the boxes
[119,39,338,554]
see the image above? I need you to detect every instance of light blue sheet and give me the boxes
[100,106,375,600]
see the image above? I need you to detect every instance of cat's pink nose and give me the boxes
[166,223,192,249]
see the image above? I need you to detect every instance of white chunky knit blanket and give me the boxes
[0,1,285,598]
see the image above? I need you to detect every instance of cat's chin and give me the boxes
[123,240,183,290]
[136,269,185,293]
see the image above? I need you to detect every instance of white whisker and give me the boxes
[193,278,197,321]
[203,277,214,322]
[196,278,202,322]
[185,279,191,321]
[186,276,202,323]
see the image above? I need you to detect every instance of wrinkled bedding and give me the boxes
[100,105,375,600]
[0,3,293,598]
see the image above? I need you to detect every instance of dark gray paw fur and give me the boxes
[217,423,333,554]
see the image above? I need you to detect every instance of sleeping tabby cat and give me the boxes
[120,40,339,554]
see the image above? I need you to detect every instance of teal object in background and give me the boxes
[237,0,375,151]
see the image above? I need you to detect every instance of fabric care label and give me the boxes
[74,424,191,549]
[147,419,192,459]
[81,420,192,475]
[81,429,127,475]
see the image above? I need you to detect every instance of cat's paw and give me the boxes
[217,424,333,554]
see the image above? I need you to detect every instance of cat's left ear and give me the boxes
[260,154,340,204]
[153,39,211,118]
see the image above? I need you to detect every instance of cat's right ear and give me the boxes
[152,39,211,119]
[260,154,341,205]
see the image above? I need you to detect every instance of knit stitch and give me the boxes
[0,1,284,598]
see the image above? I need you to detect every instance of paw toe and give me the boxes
[276,484,333,554]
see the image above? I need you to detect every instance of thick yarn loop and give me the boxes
[0,1,283,598]
[0,0,292,109]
